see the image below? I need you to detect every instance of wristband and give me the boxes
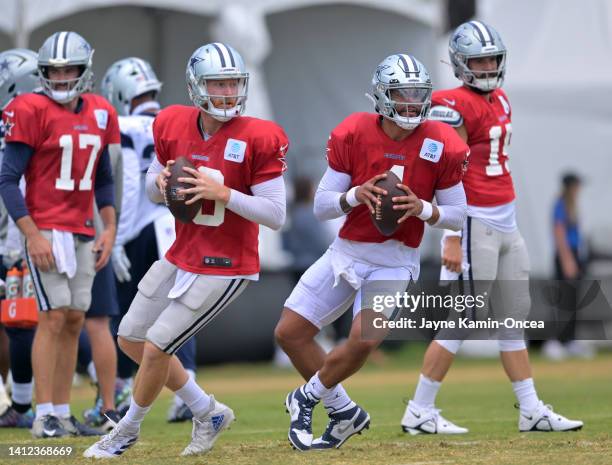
[417,200,433,221]
[346,186,360,207]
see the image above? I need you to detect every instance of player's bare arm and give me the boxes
[178,166,231,205]
[441,235,462,273]
[93,206,117,271]
[355,173,388,214]
[16,215,55,272]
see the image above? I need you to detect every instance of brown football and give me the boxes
[165,156,202,223]
[370,170,405,236]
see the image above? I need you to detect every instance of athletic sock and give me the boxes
[174,377,211,418]
[322,383,352,412]
[35,402,54,420]
[12,382,33,409]
[512,378,540,415]
[305,372,329,400]
[174,369,195,407]
[413,374,441,409]
[122,398,150,431]
[54,403,70,418]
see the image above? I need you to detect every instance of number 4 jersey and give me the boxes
[153,105,288,276]
[3,93,120,236]
[431,86,514,207]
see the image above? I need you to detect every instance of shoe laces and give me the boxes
[97,419,136,451]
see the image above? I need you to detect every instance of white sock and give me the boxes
[12,382,33,405]
[322,383,353,412]
[35,402,54,419]
[87,361,98,383]
[305,372,330,399]
[174,370,195,407]
[54,403,70,418]
[174,377,210,418]
[122,398,150,430]
[512,378,540,415]
[413,374,441,409]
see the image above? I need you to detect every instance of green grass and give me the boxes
[1,346,611,465]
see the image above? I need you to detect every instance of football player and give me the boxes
[84,42,288,458]
[275,54,468,450]
[400,21,583,434]
[0,32,120,438]
[99,57,198,424]
[0,48,40,429]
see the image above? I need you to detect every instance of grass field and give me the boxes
[0,345,610,465]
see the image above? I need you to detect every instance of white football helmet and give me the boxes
[101,57,162,116]
[186,42,248,122]
[38,31,94,103]
[0,48,40,110]
[369,54,432,130]
[449,21,507,92]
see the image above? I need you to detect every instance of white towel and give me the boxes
[330,247,362,290]
[52,230,76,279]
[168,269,198,299]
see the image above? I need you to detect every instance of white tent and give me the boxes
[435,0,612,275]
[0,0,444,269]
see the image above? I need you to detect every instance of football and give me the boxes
[165,156,202,223]
[370,170,405,236]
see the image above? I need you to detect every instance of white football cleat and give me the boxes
[83,418,138,458]
[181,396,235,456]
[518,402,583,432]
[401,400,468,435]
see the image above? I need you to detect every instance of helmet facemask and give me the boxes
[188,74,248,122]
[40,64,93,104]
[374,83,432,130]
[456,51,506,92]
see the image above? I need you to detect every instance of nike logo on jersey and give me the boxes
[442,98,456,106]
[4,110,14,117]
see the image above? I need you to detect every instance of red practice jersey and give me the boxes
[3,93,120,236]
[327,113,468,248]
[432,86,514,206]
[154,105,288,275]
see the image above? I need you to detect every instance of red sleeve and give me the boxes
[152,112,168,165]
[251,124,289,185]
[437,138,469,190]
[3,97,41,149]
[326,127,351,174]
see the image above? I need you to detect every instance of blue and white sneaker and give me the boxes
[181,396,235,456]
[285,386,320,451]
[311,402,370,449]
[83,418,139,458]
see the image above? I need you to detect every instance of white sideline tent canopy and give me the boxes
[0,0,444,269]
[436,0,612,275]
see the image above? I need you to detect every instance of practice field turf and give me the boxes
[0,346,610,465]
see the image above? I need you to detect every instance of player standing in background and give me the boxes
[0,32,120,438]
[85,42,288,458]
[99,57,198,424]
[400,20,583,435]
[275,54,468,450]
[0,48,40,429]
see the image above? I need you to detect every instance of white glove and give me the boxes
[111,245,131,282]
